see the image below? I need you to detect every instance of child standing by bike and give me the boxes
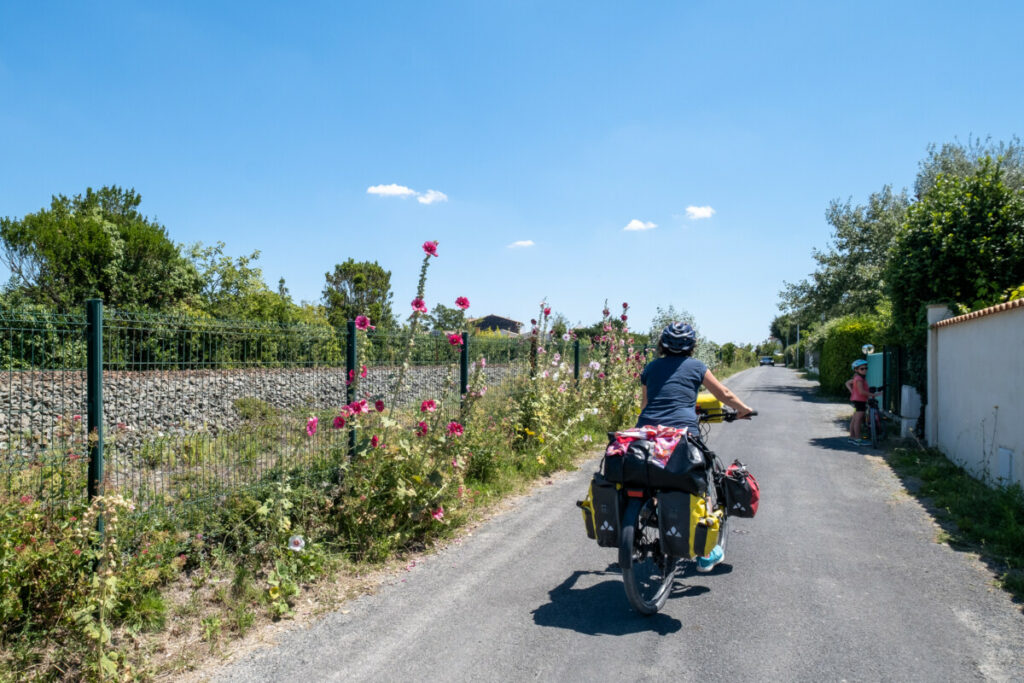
[845,359,873,446]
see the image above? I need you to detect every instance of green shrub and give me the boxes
[818,315,880,395]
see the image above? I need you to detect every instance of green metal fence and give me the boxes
[1,302,591,511]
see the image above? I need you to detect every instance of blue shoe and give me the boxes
[696,544,724,573]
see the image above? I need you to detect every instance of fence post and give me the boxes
[459,332,469,399]
[346,320,356,453]
[86,299,105,533]
[573,339,580,382]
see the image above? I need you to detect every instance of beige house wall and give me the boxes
[927,301,1024,486]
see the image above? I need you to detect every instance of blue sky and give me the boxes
[1,1,1021,345]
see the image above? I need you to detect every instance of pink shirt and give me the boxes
[850,375,869,402]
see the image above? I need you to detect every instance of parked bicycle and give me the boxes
[866,387,885,448]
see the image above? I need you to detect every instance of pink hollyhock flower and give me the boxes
[354,315,375,330]
[416,421,429,437]
[621,314,628,321]
[360,365,368,378]
[421,399,437,413]
[480,357,487,367]
[622,302,628,309]
[446,421,464,437]
[599,372,606,379]
[370,435,380,448]
[455,296,470,310]
[602,308,610,316]
[423,240,439,257]
[448,333,464,347]
[558,383,567,393]
[451,458,460,469]
[288,535,306,552]
[432,506,444,521]
[411,298,428,313]
[20,495,32,505]
[73,548,81,556]
[333,415,346,429]
[346,369,355,386]
[348,400,367,414]
[543,307,551,316]
[375,399,385,412]
[306,416,318,436]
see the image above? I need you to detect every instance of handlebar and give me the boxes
[698,408,757,423]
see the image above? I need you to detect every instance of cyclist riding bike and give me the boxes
[637,322,755,571]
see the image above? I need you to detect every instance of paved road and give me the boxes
[210,368,1024,682]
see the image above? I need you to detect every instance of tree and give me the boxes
[186,242,296,322]
[915,136,1024,198]
[779,186,910,322]
[426,303,465,332]
[0,186,199,310]
[886,157,1024,343]
[322,259,396,331]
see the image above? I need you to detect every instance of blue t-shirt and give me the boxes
[636,356,709,430]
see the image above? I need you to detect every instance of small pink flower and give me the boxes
[455,296,470,310]
[306,416,318,436]
[370,435,380,448]
[558,383,567,393]
[73,548,81,556]
[423,240,439,257]
[288,535,306,552]
[354,315,375,331]
[543,307,551,316]
[432,506,445,521]
[411,298,428,314]
[360,365,368,378]
[480,357,487,368]
[333,415,346,429]
[451,458,460,469]
[458,485,465,498]
[20,495,32,505]
[621,314,628,322]
[72,415,81,422]
[346,369,355,386]
[421,399,437,413]
[602,308,610,316]
[599,372,605,379]
[447,421,464,437]
[350,400,368,414]
[448,333,463,347]
[416,421,429,437]
[375,400,385,412]
[622,302,628,309]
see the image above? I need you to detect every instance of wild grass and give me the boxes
[887,446,1024,600]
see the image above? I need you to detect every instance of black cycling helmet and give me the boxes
[660,322,696,353]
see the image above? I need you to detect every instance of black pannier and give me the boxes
[603,433,711,494]
[590,472,623,547]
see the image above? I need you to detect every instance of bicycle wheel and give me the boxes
[619,497,676,615]
[869,406,879,448]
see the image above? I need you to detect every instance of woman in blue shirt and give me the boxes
[636,322,754,571]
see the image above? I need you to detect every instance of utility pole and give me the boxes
[796,322,801,368]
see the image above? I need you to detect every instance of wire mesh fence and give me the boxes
[1,304,590,512]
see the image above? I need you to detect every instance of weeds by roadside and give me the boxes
[886,446,1024,601]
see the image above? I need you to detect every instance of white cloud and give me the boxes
[685,205,715,220]
[507,240,535,248]
[623,219,657,231]
[417,189,448,205]
[367,184,417,197]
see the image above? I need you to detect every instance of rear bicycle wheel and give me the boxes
[869,406,879,448]
[619,497,677,615]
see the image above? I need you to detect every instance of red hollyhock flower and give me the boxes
[333,415,346,429]
[375,400,385,412]
[448,333,464,346]
[411,298,428,313]
[421,399,437,413]
[416,421,429,437]
[422,240,439,257]
[621,314,628,321]
[543,307,551,316]
[446,421,464,437]
[370,435,380,448]
[622,302,628,309]
[354,315,375,330]
[455,296,470,310]
[360,365,368,378]
[602,308,610,316]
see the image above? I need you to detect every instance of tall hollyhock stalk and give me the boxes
[388,241,437,419]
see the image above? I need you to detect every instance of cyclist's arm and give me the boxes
[702,369,754,418]
[640,385,648,412]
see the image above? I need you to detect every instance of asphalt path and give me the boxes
[209,367,1024,682]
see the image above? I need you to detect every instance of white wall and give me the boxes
[928,302,1024,486]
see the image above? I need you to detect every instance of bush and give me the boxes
[818,315,880,395]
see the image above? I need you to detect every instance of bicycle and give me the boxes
[618,407,756,615]
[866,387,885,449]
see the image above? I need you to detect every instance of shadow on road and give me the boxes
[810,436,871,453]
[532,566,683,634]
[746,383,834,404]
